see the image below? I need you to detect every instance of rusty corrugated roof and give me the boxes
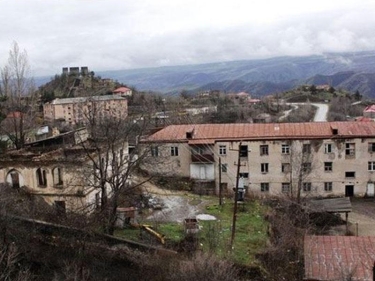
[305,236,375,281]
[143,122,375,143]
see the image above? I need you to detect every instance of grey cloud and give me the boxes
[1,1,375,76]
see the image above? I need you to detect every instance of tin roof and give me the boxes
[304,236,375,280]
[143,122,375,143]
[49,95,126,105]
[113,87,131,93]
[364,105,375,113]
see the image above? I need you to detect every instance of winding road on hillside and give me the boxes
[281,103,329,122]
[311,103,329,122]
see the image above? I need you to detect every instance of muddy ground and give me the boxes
[138,176,375,236]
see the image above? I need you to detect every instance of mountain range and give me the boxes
[37,51,375,98]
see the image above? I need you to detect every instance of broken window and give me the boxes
[282,183,290,193]
[36,168,47,187]
[53,167,63,187]
[239,145,248,157]
[260,183,269,192]
[9,170,20,189]
[325,143,333,154]
[345,143,355,157]
[303,182,312,192]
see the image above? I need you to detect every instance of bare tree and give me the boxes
[76,100,164,235]
[0,42,37,149]
[283,141,317,203]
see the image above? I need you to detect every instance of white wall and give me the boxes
[190,164,214,180]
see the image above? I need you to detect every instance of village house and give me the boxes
[0,128,126,214]
[43,95,128,125]
[113,86,133,97]
[141,122,375,197]
[363,104,375,119]
[228,91,251,101]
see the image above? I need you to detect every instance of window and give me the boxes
[345,171,355,178]
[221,164,228,173]
[303,144,311,154]
[260,145,269,156]
[281,144,290,154]
[324,182,333,192]
[369,143,375,153]
[325,143,333,154]
[303,182,312,192]
[240,145,248,157]
[219,145,227,155]
[151,146,159,157]
[52,167,63,187]
[8,170,20,189]
[282,183,290,193]
[261,163,269,173]
[345,143,355,157]
[171,146,179,156]
[239,173,249,178]
[261,183,269,192]
[369,162,375,171]
[302,163,311,172]
[324,162,333,172]
[281,163,291,173]
[36,168,47,187]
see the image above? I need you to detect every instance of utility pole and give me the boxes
[219,157,222,206]
[230,141,244,250]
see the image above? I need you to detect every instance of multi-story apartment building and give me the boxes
[43,95,128,125]
[141,122,375,198]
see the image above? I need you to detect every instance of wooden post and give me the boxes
[230,142,242,250]
[345,212,348,234]
[219,157,222,206]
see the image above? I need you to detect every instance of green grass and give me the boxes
[114,196,269,266]
[201,200,268,265]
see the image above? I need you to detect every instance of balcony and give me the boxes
[191,153,214,163]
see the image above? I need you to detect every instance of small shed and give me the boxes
[116,207,137,228]
[304,197,352,232]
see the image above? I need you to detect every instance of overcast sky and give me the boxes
[1,0,375,76]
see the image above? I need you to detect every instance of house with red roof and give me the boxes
[113,87,132,97]
[364,105,375,119]
[141,122,375,197]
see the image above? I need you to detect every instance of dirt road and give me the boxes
[134,176,215,223]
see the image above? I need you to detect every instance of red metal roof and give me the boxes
[113,87,131,93]
[305,236,375,280]
[364,105,375,113]
[143,122,375,143]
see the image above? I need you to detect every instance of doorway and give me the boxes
[367,182,375,197]
[345,185,354,197]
